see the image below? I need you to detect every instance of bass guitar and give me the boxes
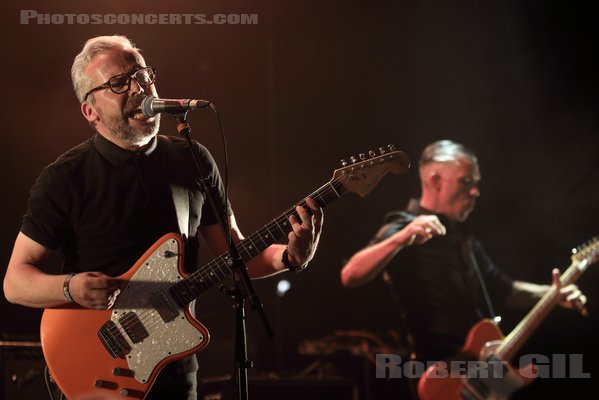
[41,146,410,400]
[418,237,598,400]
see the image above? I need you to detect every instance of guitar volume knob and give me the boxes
[95,380,118,390]
[113,367,135,377]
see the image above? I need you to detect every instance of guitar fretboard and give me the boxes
[495,257,590,361]
[169,180,344,306]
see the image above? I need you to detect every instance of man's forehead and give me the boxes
[119,47,145,64]
[84,48,145,89]
[88,47,145,73]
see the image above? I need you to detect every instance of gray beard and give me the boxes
[98,107,161,146]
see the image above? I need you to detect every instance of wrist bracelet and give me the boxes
[63,273,77,303]
[282,248,305,273]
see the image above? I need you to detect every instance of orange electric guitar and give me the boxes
[40,146,410,400]
[418,237,599,400]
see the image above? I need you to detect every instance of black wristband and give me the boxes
[282,248,304,273]
[63,272,77,303]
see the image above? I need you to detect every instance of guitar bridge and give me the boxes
[98,320,131,359]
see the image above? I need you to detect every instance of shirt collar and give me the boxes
[94,134,158,165]
[406,197,463,233]
[406,198,432,215]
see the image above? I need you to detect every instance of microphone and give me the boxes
[141,95,212,117]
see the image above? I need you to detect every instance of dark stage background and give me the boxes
[1,1,598,398]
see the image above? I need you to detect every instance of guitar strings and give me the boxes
[181,185,333,294]
[101,170,358,342]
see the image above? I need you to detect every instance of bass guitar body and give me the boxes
[418,320,535,400]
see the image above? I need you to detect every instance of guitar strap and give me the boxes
[158,136,190,240]
[170,184,190,240]
[158,136,199,318]
[460,236,498,320]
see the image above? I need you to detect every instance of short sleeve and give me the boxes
[21,165,73,249]
[369,211,416,245]
[195,143,232,226]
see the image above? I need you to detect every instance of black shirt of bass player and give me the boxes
[370,199,513,361]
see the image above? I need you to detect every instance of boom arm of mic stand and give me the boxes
[172,112,273,400]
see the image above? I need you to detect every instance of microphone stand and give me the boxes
[172,111,273,400]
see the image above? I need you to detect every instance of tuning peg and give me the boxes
[368,150,376,157]
[349,155,358,164]
[387,144,396,151]
[379,147,386,155]
[359,153,366,161]
[340,159,348,167]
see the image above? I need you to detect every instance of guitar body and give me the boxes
[41,233,210,400]
[418,320,535,400]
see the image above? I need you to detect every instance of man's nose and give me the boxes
[470,185,480,198]
[129,78,145,96]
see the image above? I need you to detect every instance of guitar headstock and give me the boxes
[571,237,599,266]
[332,144,410,197]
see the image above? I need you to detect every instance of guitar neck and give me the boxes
[495,257,590,361]
[170,179,343,305]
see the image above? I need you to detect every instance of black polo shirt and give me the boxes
[22,133,227,276]
[371,199,513,360]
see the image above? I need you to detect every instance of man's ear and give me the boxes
[430,171,442,192]
[81,101,99,124]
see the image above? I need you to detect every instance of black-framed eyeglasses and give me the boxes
[83,66,156,102]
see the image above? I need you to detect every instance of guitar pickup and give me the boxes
[149,290,179,322]
[118,312,149,344]
[98,320,131,359]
